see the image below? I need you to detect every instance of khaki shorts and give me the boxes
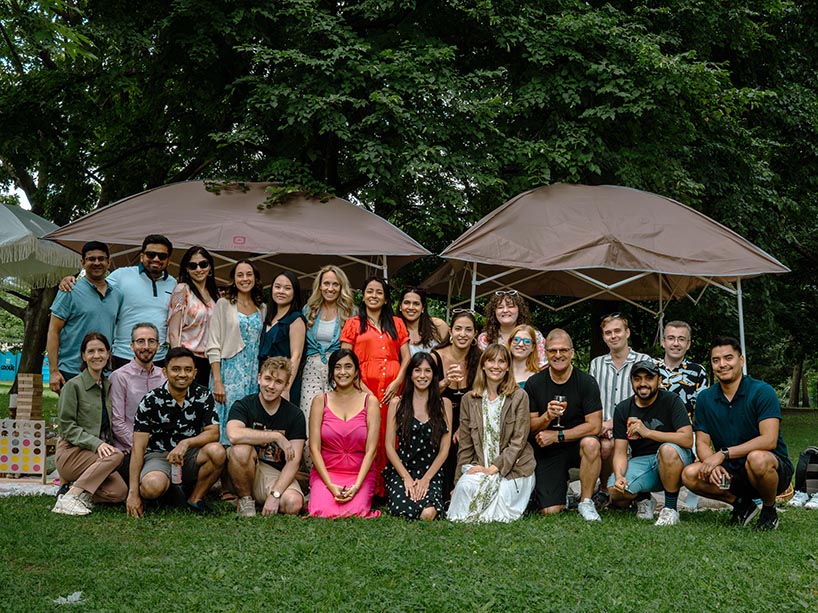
[253,461,304,504]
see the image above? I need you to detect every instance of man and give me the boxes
[47,241,122,392]
[589,313,650,500]
[609,360,694,526]
[110,323,167,456]
[656,320,708,417]
[126,347,225,516]
[61,234,176,369]
[526,329,603,521]
[226,357,306,517]
[681,336,794,531]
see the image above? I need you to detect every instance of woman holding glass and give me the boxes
[447,343,536,523]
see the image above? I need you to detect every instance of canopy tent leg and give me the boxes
[470,264,478,310]
[382,255,388,280]
[737,278,747,373]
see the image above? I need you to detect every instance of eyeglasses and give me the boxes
[664,335,689,343]
[186,260,210,270]
[83,255,108,263]
[133,338,159,346]
[144,251,169,261]
[546,348,573,355]
[512,336,533,346]
[452,308,476,316]
[495,290,518,297]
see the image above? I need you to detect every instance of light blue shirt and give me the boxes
[50,277,122,375]
[107,264,177,360]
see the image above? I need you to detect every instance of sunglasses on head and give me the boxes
[495,290,518,297]
[452,308,476,316]
[144,251,169,261]
[600,311,622,321]
[186,260,210,270]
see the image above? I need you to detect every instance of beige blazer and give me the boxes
[455,387,536,482]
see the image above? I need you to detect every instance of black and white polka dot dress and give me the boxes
[384,418,445,519]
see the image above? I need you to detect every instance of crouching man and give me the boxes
[609,360,693,526]
[127,347,225,516]
[226,357,306,517]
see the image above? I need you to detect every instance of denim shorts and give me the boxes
[607,443,693,494]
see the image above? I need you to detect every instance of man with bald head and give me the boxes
[525,329,604,521]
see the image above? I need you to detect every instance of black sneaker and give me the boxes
[730,496,760,526]
[754,509,779,531]
[54,482,70,501]
[186,500,215,515]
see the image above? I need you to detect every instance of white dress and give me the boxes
[447,394,535,523]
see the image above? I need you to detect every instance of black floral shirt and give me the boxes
[133,382,218,453]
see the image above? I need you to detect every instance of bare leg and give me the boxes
[745,450,779,507]
[189,443,226,504]
[580,437,602,500]
[657,444,684,492]
[226,444,256,498]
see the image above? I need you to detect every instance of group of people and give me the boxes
[47,236,794,530]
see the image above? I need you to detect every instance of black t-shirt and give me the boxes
[612,390,691,458]
[227,394,307,471]
[525,367,602,433]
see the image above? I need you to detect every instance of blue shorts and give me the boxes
[607,443,693,494]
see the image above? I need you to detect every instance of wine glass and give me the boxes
[553,395,567,429]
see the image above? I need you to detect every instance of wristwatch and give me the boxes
[720,447,730,460]
[272,490,281,499]
[557,430,565,443]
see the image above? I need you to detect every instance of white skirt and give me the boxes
[447,467,535,523]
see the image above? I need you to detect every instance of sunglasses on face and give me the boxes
[495,290,518,297]
[144,251,169,261]
[512,336,533,346]
[186,260,210,270]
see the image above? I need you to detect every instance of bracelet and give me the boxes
[557,430,565,443]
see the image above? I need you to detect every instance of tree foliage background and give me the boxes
[1,0,817,398]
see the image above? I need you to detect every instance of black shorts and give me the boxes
[728,455,794,498]
[532,441,582,509]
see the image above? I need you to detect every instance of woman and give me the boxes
[340,276,410,495]
[167,246,220,386]
[206,260,265,445]
[300,266,354,466]
[507,324,540,389]
[308,349,381,518]
[397,287,449,355]
[477,290,547,368]
[52,333,126,516]
[448,343,536,523]
[429,310,482,501]
[384,352,452,520]
[258,271,306,406]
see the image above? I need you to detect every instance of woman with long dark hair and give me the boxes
[168,246,220,385]
[397,287,449,356]
[308,349,380,518]
[206,259,266,444]
[448,343,536,523]
[52,332,126,516]
[384,352,452,520]
[340,276,410,495]
[258,271,306,405]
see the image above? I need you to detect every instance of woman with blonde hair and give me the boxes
[506,324,540,389]
[299,265,354,466]
[447,343,536,523]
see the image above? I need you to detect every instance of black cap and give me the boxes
[631,360,659,376]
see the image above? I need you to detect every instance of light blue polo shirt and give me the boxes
[50,277,122,375]
[107,264,177,361]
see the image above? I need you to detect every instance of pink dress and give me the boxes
[308,394,380,518]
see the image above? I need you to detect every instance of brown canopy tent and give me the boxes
[422,183,789,359]
[44,181,431,288]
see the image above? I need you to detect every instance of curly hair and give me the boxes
[482,292,532,344]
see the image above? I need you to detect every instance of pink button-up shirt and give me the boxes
[109,359,167,452]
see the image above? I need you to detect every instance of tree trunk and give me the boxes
[801,371,810,408]
[789,360,803,408]
[8,286,57,418]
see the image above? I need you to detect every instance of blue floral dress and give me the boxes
[215,310,262,445]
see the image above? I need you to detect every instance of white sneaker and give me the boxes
[788,490,809,507]
[51,494,91,516]
[655,507,680,526]
[636,496,656,520]
[578,498,601,522]
[804,493,818,510]
[237,496,257,517]
[78,491,94,510]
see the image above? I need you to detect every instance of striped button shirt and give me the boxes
[589,348,651,421]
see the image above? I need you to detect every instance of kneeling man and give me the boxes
[609,360,693,526]
[127,347,225,516]
[227,357,306,517]
[682,337,793,531]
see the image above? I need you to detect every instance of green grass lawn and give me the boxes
[1,386,817,611]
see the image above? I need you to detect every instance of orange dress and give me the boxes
[341,316,408,495]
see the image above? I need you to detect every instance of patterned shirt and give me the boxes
[656,358,708,416]
[133,381,218,453]
[589,348,651,421]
